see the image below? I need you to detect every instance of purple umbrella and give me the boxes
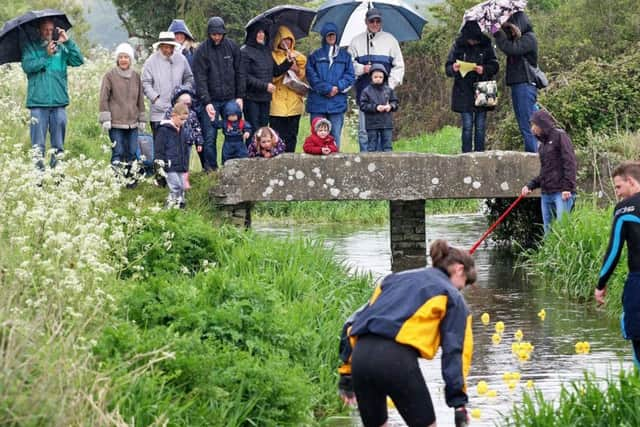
[462,0,527,34]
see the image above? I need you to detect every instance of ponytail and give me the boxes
[430,239,476,285]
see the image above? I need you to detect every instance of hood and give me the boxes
[245,20,270,48]
[311,117,332,136]
[168,19,194,41]
[370,63,388,84]
[223,100,243,119]
[273,25,296,51]
[170,85,196,106]
[531,110,556,139]
[456,21,491,47]
[207,16,226,35]
[507,11,533,34]
[320,22,339,48]
[254,126,281,143]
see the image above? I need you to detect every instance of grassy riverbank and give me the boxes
[501,369,640,427]
[0,52,375,425]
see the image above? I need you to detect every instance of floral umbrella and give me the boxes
[462,0,527,34]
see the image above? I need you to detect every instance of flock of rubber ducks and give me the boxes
[467,308,590,421]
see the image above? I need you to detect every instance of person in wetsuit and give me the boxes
[338,239,476,427]
[595,161,640,368]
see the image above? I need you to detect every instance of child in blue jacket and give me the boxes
[221,100,252,164]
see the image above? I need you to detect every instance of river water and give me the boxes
[254,214,633,427]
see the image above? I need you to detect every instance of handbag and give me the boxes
[523,56,549,89]
[474,80,498,107]
[283,69,310,96]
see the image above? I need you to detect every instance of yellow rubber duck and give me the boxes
[476,380,488,395]
[487,389,498,397]
[481,312,490,325]
[518,349,531,362]
[471,408,482,419]
[537,309,546,321]
[526,380,534,389]
[492,333,502,345]
[575,341,591,354]
[514,329,524,342]
[495,321,505,334]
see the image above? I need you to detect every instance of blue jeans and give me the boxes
[358,109,369,152]
[198,100,226,171]
[310,113,345,149]
[29,107,66,168]
[460,111,486,153]
[541,192,575,235]
[222,140,249,164]
[511,83,538,152]
[367,129,393,152]
[109,128,138,166]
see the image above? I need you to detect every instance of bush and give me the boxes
[98,210,374,425]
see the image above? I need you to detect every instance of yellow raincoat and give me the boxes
[270,26,307,117]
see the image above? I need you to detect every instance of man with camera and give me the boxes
[21,18,84,169]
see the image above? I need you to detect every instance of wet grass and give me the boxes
[501,369,640,427]
[521,199,626,316]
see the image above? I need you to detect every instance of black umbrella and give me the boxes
[245,5,316,44]
[0,9,72,65]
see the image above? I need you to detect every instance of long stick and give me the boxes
[469,194,525,254]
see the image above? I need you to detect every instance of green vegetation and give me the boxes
[501,369,640,427]
[0,52,373,425]
[521,201,626,315]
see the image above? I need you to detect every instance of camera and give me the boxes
[52,27,60,42]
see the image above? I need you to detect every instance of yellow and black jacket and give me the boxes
[339,267,473,408]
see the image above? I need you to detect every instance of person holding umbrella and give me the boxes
[305,22,355,149]
[493,11,539,153]
[348,8,404,152]
[445,21,499,153]
[21,17,83,169]
[270,25,307,153]
[241,20,293,132]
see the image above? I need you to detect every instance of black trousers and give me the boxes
[269,115,300,153]
[351,334,435,427]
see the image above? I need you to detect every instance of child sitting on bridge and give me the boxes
[248,126,286,158]
[303,117,338,155]
[221,100,252,165]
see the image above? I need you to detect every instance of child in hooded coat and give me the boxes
[359,63,399,152]
[248,126,286,158]
[303,117,339,155]
[221,100,252,164]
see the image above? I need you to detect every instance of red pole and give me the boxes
[469,194,526,254]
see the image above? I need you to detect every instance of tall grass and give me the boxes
[521,200,626,316]
[0,51,375,424]
[501,369,640,427]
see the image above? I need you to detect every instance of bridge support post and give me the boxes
[218,202,253,229]
[390,200,426,272]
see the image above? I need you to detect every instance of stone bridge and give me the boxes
[211,151,542,271]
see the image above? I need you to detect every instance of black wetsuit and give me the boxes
[598,191,640,366]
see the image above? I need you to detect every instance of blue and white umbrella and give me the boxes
[312,0,427,47]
